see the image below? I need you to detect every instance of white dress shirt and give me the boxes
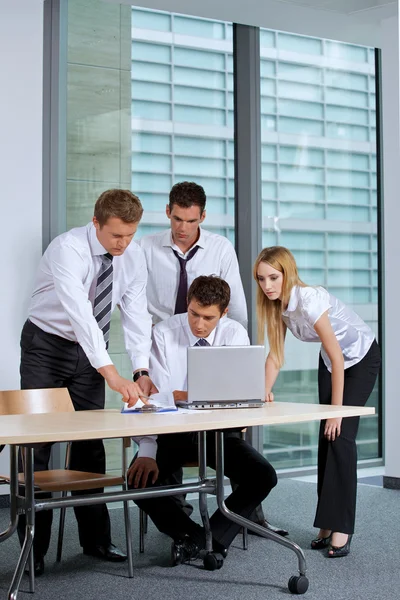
[139,228,248,328]
[29,223,152,371]
[137,313,250,459]
[282,285,375,372]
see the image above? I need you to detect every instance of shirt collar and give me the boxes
[185,313,217,347]
[162,227,206,256]
[88,222,108,257]
[282,286,299,316]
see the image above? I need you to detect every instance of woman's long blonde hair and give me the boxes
[253,246,305,369]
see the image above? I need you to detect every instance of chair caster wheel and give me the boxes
[203,552,224,571]
[288,575,309,594]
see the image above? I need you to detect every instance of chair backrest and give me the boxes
[0,388,74,416]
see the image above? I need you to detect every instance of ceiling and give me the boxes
[272,0,396,15]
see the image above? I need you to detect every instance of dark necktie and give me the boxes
[94,252,113,348]
[172,245,200,314]
[194,338,210,347]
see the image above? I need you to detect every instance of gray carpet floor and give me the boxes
[0,479,399,600]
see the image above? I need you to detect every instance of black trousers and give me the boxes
[132,431,277,548]
[314,339,381,534]
[17,320,111,558]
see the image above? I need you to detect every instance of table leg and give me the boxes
[197,432,213,553]
[214,431,309,595]
[8,447,35,600]
[0,446,19,543]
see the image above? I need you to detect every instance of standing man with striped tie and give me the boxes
[18,189,155,576]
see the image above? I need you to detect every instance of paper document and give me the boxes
[121,391,177,413]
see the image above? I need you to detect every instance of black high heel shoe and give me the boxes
[328,534,352,558]
[310,533,332,550]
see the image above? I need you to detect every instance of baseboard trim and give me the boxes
[383,476,400,490]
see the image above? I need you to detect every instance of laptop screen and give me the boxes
[187,345,265,403]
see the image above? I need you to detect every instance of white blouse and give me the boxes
[282,285,375,372]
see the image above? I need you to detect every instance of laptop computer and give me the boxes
[176,345,265,409]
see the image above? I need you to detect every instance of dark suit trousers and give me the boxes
[17,320,111,558]
[133,431,277,548]
[314,339,381,534]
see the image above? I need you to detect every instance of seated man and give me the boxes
[127,275,278,564]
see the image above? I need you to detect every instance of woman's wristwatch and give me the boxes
[133,369,149,382]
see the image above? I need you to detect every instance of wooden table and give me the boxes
[0,402,374,599]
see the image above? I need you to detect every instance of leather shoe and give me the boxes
[248,519,289,537]
[171,536,201,566]
[24,557,44,577]
[83,543,127,562]
[328,534,352,558]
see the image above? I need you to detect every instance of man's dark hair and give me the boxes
[169,181,206,214]
[94,189,143,226]
[187,276,231,315]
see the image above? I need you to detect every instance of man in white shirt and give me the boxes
[127,276,278,565]
[138,181,287,537]
[19,189,156,576]
[139,181,247,328]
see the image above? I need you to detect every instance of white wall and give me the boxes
[0,0,44,477]
[381,13,400,479]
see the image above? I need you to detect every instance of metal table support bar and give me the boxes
[33,480,217,513]
[214,430,307,577]
[9,448,35,600]
[0,446,18,543]
[198,431,213,553]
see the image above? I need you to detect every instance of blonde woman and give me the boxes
[253,246,380,558]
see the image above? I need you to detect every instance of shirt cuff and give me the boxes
[131,355,150,372]
[86,348,113,370]
[134,435,158,460]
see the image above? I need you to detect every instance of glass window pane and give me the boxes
[325,87,368,108]
[132,153,171,173]
[132,133,171,153]
[132,41,171,63]
[131,81,171,102]
[174,86,225,108]
[279,117,323,136]
[132,100,171,120]
[278,33,322,55]
[260,29,275,48]
[280,146,324,167]
[174,105,225,126]
[279,80,323,102]
[174,16,225,39]
[260,28,379,470]
[279,99,323,120]
[278,62,322,85]
[326,41,368,63]
[132,8,171,31]
[174,67,224,89]
[174,47,225,70]
[174,136,225,158]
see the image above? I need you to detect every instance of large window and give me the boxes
[66,1,234,470]
[260,30,379,469]
[131,7,234,243]
[65,1,381,473]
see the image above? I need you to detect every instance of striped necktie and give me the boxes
[194,338,210,347]
[172,245,200,314]
[94,252,113,347]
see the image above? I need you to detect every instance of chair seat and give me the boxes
[1,470,124,492]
